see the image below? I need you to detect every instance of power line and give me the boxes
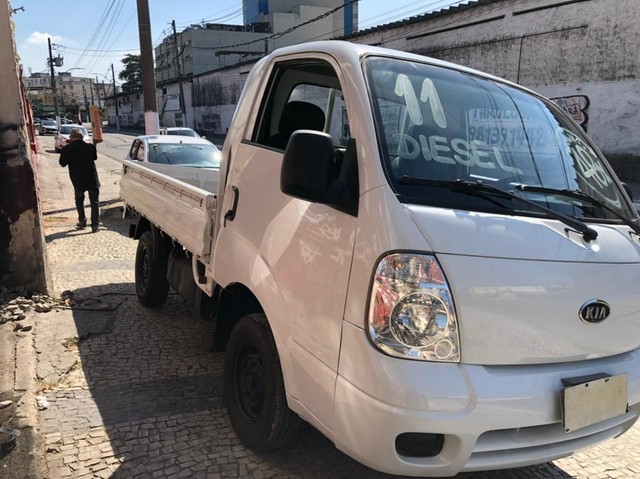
[84,0,127,74]
[69,0,118,70]
[55,45,138,53]
[188,0,360,52]
[300,0,465,44]
[174,0,259,28]
[54,50,136,59]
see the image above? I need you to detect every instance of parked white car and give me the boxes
[126,135,220,167]
[54,125,90,152]
[159,127,200,138]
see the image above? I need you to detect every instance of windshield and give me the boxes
[165,129,198,137]
[148,142,220,167]
[43,120,56,125]
[364,56,635,222]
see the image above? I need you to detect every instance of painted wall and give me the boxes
[0,2,49,291]
[190,65,249,136]
[158,82,195,128]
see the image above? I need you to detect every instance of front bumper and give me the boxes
[334,321,640,477]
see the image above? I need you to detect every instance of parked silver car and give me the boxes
[39,119,57,135]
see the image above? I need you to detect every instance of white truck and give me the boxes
[120,41,640,476]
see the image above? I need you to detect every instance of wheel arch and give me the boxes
[213,283,263,352]
[133,218,171,262]
[132,216,151,240]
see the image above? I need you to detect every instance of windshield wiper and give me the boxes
[399,176,598,242]
[515,185,640,237]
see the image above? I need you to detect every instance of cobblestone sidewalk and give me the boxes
[32,134,640,479]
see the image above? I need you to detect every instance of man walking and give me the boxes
[59,128,101,232]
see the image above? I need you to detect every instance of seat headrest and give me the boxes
[278,101,325,137]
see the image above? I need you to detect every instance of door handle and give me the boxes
[224,186,239,226]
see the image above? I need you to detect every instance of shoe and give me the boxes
[76,221,87,230]
[91,225,99,233]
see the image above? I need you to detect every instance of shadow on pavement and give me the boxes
[43,198,122,217]
[37,280,574,478]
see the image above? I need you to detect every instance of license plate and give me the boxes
[561,373,627,433]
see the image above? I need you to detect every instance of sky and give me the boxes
[10,0,468,82]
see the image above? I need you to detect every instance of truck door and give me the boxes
[220,57,357,429]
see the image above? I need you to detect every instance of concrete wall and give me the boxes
[158,82,195,128]
[190,64,250,136]
[268,6,335,50]
[347,0,640,179]
[0,2,49,292]
[257,0,358,36]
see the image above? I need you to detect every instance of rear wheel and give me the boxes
[224,313,299,451]
[135,231,169,306]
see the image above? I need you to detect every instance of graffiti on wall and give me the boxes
[550,95,589,130]
[201,113,221,133]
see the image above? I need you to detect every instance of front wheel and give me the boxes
[135,230,169,306]
[224,313,300,451]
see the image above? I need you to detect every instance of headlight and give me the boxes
[368,253,460,362]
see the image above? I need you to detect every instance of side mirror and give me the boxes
[280,130,346,206]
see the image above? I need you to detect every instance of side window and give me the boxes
[253,60,350,151]
[128,140,139,160]
[136,142,145,162]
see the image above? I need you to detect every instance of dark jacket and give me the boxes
[59,140,100,191]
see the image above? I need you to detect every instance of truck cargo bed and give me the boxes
[120,161,218,260]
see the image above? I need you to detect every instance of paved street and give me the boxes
[3,131,640,478]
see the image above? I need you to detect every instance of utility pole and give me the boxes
[111,63,120,131]
[137,0,159,134]
[171,19,187,128]
[47,37,60,123]
[83,85,88,123]
[89,79,95,105]
[95,76,102,108]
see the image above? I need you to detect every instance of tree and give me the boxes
[30,98,44,117]
[119,54,142,92]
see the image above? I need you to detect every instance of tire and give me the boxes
[224,313,300,451]
[135,230,169,306]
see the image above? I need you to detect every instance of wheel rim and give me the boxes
[139,247,150,293]
[234,344,264,423]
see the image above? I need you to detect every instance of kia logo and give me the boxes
[579,300,610,323]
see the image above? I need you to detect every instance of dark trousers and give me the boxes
[74,188,100,226]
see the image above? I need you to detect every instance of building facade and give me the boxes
[103,91,145,128]
[155,0,359,84]
[24,72,112,117]
[155,24,269,84]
